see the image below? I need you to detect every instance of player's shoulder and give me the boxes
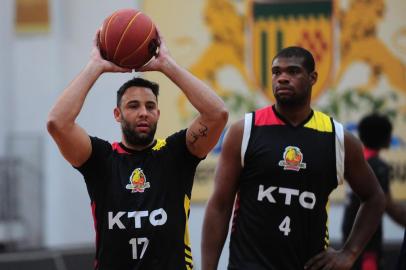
[90,136,114,153]
[165,129,187,145]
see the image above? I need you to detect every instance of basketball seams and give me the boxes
[113,11,142,62]
[120,21,155,67]
[99,9,157,69]
[103,11,121,60]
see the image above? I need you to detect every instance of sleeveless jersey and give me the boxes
[228,105,344,270]
[76,129,201,270]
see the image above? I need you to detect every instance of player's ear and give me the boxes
[309,71,318,86]
[113,107,122,122]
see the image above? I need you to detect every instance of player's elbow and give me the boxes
[214,106,229,127]
[46,113,70,137]
[373,187,386,215]
[219,107,229,125]
[47,113,59,135]
[47,114,57,135]
[207,98,228,119]
[208,191,234,216]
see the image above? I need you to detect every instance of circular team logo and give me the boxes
[126,168,151,193]
[278,146,307,171]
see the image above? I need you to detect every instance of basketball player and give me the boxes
[47,28,228,270]
[342,113,406,269]
[201,47,385,270]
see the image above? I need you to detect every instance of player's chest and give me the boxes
[104,155,180,209]
[247,128,334,173]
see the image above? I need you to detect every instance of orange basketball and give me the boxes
[99,9,160,69]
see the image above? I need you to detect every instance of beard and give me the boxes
[275,94,306,106]
[121,118,157,147]
[274,88,310,107]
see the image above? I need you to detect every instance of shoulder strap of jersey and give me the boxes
[241,113,253,167]
[334,120,345,185]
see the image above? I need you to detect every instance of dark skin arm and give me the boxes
[201,120,243,270]
[305,131,386,270]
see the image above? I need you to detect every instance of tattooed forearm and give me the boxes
[190,122,208,145]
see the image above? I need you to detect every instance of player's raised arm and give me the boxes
[47,30,131,167]
[138,28,229,158]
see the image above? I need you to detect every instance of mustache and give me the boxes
[275,85,294,91]
[121,118,157,147]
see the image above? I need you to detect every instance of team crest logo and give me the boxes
[126,168,150,193]
[250,0,334,101]
[152,139,166,151]
[278,146,307,171]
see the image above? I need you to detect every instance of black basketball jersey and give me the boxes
[228,105,345,270]
[76,129,201,270]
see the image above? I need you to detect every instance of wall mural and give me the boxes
[143,0,406,202]
[15,0,50,33]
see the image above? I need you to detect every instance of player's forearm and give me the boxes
[160,57,227,121]
[47,62,103,132]
[201,206,231,270]
[342,190,385,258]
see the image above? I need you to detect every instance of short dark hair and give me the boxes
[116,77,160,107]
[272,46,315,73]
[358,113,392,149]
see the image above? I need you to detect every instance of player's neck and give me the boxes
[274,103,312,126]
[121,139,156,151]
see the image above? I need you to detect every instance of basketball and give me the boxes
[98,8,160,69]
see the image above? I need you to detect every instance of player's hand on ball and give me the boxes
[90,29,132,73]
[136,27,172,73]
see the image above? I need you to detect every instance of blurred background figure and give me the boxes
[342,113,406,270]
[396,230,406,269]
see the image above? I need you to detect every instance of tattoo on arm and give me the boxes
[190,122,208,145]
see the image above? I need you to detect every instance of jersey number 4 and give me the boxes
[279,216,291,236]
[129,237,149,259]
